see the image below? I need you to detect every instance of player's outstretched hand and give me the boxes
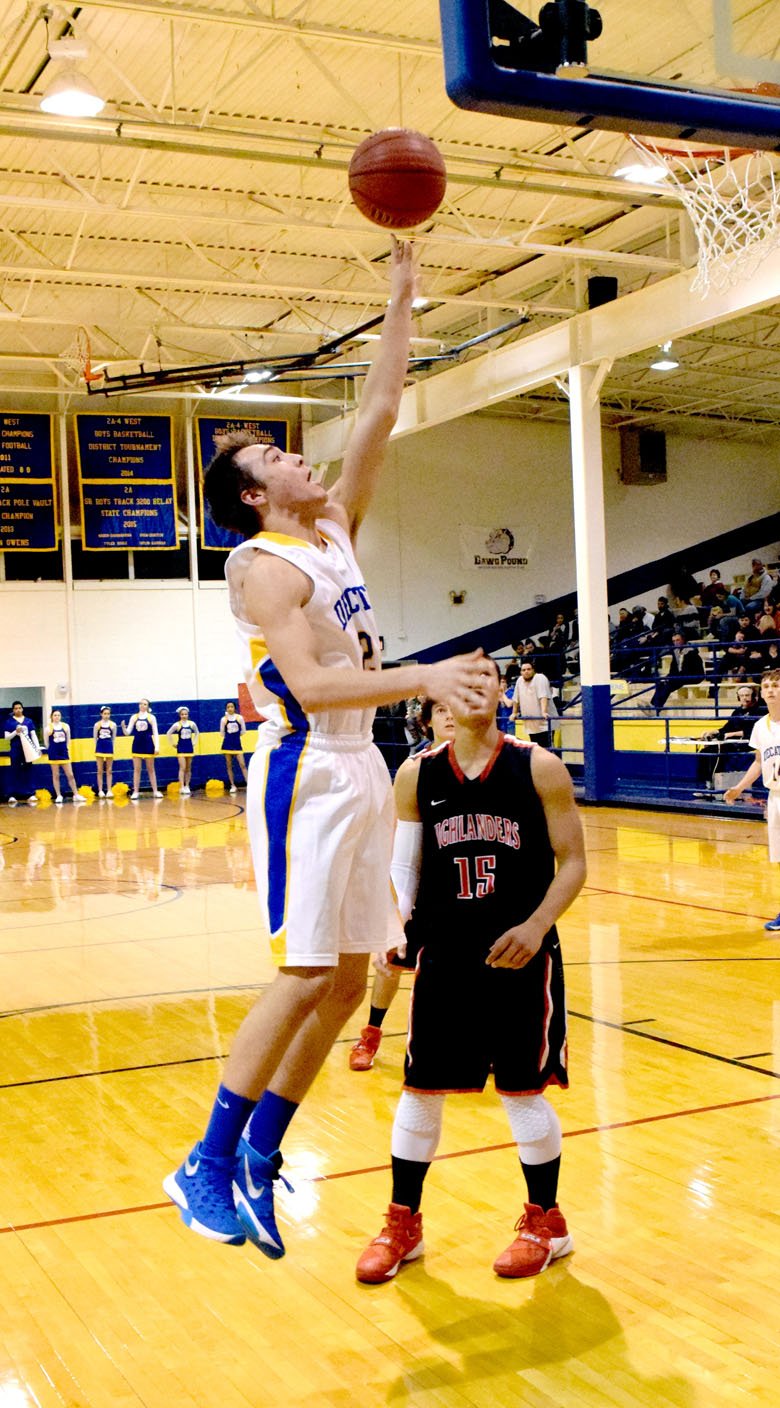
[389,234,417,305]
[486,918,546,969]
[723,787,740,804]
[423,649,486,712]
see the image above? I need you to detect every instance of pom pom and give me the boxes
[166,781,181,797]
[35,788,52,806]
[204,778,225,796]
[78,785,96,803]
[111,782,129,798]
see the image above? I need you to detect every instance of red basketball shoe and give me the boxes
[356,1204,424,1283]
[493,1203,573,1278]
[349,1024,382,1071]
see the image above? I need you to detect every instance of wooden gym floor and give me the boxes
[1,793,778,1407]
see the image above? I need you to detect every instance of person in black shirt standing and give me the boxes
[356,657,586,1285]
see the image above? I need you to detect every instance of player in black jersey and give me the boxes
[356,656,586,1284]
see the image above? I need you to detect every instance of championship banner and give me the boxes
[195,417,289,550]
[76,414,178,550]
[460,525,529,569]
[0,413,57,552]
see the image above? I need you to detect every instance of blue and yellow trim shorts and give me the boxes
[246,730,395,967]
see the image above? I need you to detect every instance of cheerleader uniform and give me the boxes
[174,721,196,754]
[128,713,158,755]
[221,715,245,753]
[95,721,115,756]
[47,724,70,761]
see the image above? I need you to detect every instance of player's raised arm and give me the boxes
[327,238,415,539]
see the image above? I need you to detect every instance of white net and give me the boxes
[632,137,780,295]
[61,326,102,384]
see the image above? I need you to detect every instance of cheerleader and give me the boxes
[93,706,117,797]
[219,701,248,793]
[167,707,199,795]
[44,710,85,804]
[121,699,162,799]
[3,700,40,805]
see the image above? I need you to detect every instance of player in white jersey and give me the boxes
[725,669,780,931]
[164,238,486,1257]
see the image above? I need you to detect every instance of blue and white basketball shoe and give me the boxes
[232,1141,292,1259]
[163,1142,246,1244]
[764,912,780,932]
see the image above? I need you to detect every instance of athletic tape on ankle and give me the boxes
[391,1091,445,1163]
[500,1094,562,1164]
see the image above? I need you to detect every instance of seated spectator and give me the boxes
[764,640,780,672]
[716,632,757,683]
[696,684,765,786]
[547,612,569,651]
[645,595,674,645]
[700,568,729,606]
[740,558,774,612]
[647,632,704,712]
[632,603,653,632]
[611,608,638,675]
[757,598,780,637]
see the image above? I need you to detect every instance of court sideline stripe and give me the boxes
[582,884,773,922]
[3,1088,779,1237]
[569,1007,780,1078]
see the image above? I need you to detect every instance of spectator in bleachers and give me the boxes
[716,632,759,683]
[700,568,728,606]
[611,608,638,676]
[740,558,774,613]
[648,632,704,712]
[696,684,765,787]
[757,598,780,638]
[764,640,780,672]
[644,596,674,646]
[510,661,558,746]
[504,646,523,690]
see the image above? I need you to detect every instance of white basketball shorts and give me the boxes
[247,730,395,966]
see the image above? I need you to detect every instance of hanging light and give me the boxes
[39,38,105,118]
[650,341,680,372]
[614,141,668,185]
[243,369,273,384]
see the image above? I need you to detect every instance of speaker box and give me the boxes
[587,276,618,309]
[619,428,667,484]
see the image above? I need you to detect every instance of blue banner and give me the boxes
[81,482,177,550]
[0,413,57,551]
[195,417,289,550]
[76,415,178,550]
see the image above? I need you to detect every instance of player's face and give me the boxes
[761,676,780,710]
[238,443,327,515]
[52,711,61,723]
[430,702,455,743]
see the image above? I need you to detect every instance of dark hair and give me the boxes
[203,431,267,537]
[419,696,438,734]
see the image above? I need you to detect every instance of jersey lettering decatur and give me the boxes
[226,518,381,742]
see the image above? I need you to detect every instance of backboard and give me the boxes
[440,0,780,149]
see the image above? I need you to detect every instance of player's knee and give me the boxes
[391,1091,445,1162]
[500,1094,562,1162]
[329,967,369,1017]
[276,965,338,1013]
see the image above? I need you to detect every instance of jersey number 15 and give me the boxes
[453,854,495,900]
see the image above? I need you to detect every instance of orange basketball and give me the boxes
[348,129,447,229]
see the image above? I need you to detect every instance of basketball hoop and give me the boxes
[627,130,780,296]
[62,325,103,386]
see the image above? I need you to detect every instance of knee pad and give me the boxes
[500,1094,562,1165]
[391,1091,445,1163]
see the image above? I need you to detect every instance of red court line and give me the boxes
[3,1088,779,1236]
[582,884,770,922]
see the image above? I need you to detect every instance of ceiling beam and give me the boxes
[305,249,780,461]
[0,101,680,207]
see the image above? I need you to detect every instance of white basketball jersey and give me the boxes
[226,518,381,741]
[749,715,780,790]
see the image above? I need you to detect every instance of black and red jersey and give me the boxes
[412,733,555,961]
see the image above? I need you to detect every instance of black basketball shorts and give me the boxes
[403,932,568,1096]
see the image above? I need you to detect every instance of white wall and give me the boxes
[359,416,780,658]
[2,411,778,703]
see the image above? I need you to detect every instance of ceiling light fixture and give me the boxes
[650,340,680,372]
[614,141,668,185]
[39,37,105,118]
[243,369,273,384]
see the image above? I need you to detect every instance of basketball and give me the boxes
[348,129,447,228]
